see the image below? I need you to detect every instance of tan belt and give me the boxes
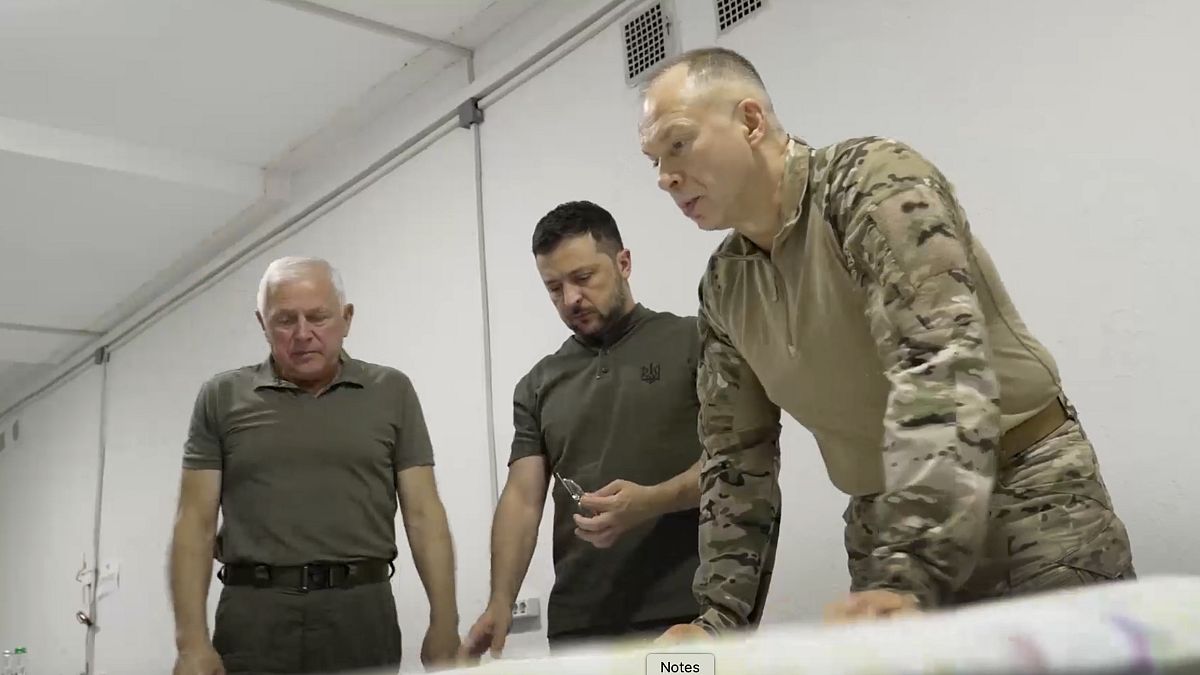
[999,397,1069,465]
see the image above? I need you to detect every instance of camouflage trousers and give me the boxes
[844,406,1135,605]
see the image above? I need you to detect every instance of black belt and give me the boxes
[217,559,393,591]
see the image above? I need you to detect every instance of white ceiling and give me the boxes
[0,0,543,408]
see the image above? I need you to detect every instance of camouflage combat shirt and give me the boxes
[692,136,1062,632]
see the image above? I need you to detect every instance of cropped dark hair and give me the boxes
[532,201,624,256]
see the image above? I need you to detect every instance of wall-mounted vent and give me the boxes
[716,0,765,34]
[622,2,676,85]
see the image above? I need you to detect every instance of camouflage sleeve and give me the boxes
[836,139,1001,607]
[690,275,783,634]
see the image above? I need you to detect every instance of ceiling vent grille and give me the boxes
[622,2,676,85]
[716,0,766,34]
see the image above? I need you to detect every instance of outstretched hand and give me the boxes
[823,589,920,624]
[458,603,513,662]
[654,623,711,645]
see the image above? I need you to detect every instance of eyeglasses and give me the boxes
[552,470,594,517]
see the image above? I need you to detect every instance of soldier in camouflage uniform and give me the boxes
[636,47,1136,638]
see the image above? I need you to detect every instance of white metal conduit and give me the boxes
[464,50,503,509]
[84,350,110,675]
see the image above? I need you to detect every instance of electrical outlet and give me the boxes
[100,560,120,585]
[510,597,540,619]
[97,560,121,600]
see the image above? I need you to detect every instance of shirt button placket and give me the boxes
[769,258,798,359]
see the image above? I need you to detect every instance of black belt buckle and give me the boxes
[252,565,271,589]
[300,563,330,592]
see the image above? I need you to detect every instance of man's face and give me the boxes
[535,234,631,339]
[639,67,759,231]
[256,274,353,385]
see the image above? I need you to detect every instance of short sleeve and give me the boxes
[394,374,435,471]
[507,373,545,466]
[182,379,223,470]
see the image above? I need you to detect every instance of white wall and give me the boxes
[711,0,1200,580]
[2,0,1198,671]
[0,368,102,675]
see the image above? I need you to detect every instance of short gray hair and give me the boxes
[645,46,769,93]
[643,46,783,135]
[256,256,346,316]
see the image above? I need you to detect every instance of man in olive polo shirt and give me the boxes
[168,256,460,675]
[460,201,778,658]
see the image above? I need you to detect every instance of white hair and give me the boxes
[256,256,347,316]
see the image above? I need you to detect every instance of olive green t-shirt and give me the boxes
[182,354,434,565]
[509,304,703,636]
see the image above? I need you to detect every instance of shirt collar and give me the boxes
[253,349,365,391]
[772,135,814,250]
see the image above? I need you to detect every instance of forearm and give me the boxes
[860,222,1001,604]
[692,434,781,634]
[407,502,459,626]
[865,341,999,606]
[488,491,541,609]
[650,460,702,515]
[691,302,782,634]
[169,518,215,650]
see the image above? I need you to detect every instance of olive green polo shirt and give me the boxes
[509,304,703,636]
[182,353,434,566]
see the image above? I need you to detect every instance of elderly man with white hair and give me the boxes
[168,256,460,675]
